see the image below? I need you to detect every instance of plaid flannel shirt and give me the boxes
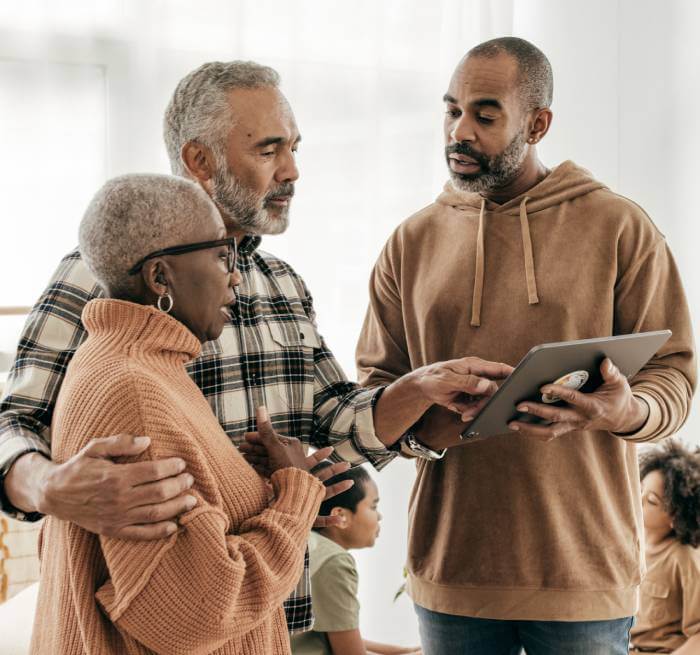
[0,235,397,633]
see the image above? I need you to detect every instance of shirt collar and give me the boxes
[239,235,262,256]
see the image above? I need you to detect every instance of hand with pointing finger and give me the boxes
[414,356,514,421]
[508,358,650,442]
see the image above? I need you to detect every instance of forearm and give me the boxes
[672,633,700,654]
[373,371,431,447]
[364,639,413,654]
[3,451,53,514]
[99,468,324,653]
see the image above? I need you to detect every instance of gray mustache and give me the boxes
[265,184,295,200]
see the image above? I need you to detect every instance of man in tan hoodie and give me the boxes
[357,37,696,655]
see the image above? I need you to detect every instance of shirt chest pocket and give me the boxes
[640,579,672,623]
[267,318,320,350]
[261,316,320,416]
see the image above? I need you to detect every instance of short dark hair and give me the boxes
[639,440,700,547]
[467,36,553,110]
[312,463,372,530]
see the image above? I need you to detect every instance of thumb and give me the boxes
[83,433,151,459]
[601,358,622,384]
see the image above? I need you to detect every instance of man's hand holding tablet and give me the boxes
[509,357,650,441]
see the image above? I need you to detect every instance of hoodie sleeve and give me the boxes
[356,231,412,389]
[613,235,696,442]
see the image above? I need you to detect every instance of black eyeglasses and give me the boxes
[128,238,238,275]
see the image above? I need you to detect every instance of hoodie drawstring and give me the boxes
[470,196,539,328]
[519,196,539,306]
[470,197,486,327]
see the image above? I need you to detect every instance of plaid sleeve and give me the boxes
[0,250,99,519]
[294,278,397,471]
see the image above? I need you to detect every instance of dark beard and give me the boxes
[446,130,527,194]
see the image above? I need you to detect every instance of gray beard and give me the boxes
[448,130,528,194]
[211,168,289,236]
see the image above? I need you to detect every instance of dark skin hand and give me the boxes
[508,358,649,441]
[411,359,650,450]
[239,407,354,528]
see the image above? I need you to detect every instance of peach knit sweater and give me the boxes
[30,299,324,655]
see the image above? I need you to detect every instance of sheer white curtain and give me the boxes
[0,0,698,644]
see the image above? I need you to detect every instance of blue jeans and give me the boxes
[415,605,634,655]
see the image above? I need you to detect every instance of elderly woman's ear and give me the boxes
[141,259,173,307]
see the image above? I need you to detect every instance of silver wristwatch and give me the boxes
[405,432,446,461]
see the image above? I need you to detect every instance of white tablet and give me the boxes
[460,330,672,441]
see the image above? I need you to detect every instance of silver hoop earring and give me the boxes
[157,293,173,313]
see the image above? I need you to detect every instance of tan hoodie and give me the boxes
[357,161,696,621]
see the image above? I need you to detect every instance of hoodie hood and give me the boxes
[436,160,606,214]
[435,160,607,327]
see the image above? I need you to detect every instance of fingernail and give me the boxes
[517,405,528,413]
[448,404,458,413]
[258,406,269,422]
[166,523,178,534]
[185,495,197,509]
[477,379,490,392]
[186,474,195,486]
[177,459,187,472]
[509,423,519,431]
[134,436,150,447]
[461,414,474,422]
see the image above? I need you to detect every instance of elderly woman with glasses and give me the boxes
[30,174,326,655]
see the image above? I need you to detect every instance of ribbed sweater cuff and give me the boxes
[614,392,663,442]
[270,467,325,523]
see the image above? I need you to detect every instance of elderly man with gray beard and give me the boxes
[0,60,510,636]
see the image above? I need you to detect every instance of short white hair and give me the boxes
[79,173,219,299]
[163,60,281,177]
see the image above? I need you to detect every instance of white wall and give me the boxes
[0,0,698,646]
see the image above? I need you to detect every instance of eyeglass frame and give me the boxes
[127,238,238,276]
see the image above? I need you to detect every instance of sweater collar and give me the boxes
[81,299,201,361]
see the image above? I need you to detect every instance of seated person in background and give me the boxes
[631,440,700,654]
[31,173,327,655]
[289,464,421,655]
